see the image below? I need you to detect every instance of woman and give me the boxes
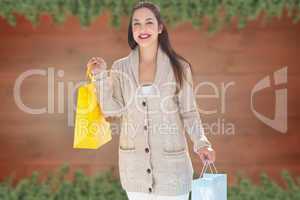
[86,1,216,200]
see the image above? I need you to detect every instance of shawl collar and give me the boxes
[128,44,171,88]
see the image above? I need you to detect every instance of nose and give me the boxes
[140,24,146,32]
[140,23,150,32]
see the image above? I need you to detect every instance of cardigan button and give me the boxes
[142,101,146,107]
[147,168,151,174]
[148,187,152,193]
[145,147,149,153]
[144,125,147,130]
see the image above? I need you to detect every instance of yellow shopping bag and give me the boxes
[73,66,112,149]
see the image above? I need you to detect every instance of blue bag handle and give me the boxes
[199,159,218,178]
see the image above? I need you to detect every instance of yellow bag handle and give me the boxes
[86,64,95,82]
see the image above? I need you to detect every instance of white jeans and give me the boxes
[126,191,190,200]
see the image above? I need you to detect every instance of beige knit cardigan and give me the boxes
[94,44,212,196]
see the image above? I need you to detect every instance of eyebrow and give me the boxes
[133,17,154,21]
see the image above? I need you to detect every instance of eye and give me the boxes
[146,21,153,25]
[133,22,140,26]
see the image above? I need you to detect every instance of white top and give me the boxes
[140,84,155,96]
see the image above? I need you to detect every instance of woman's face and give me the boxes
[131,7,162,48]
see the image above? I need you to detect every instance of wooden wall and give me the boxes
[0,13,299,186]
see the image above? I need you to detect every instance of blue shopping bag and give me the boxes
[192,160,227,200]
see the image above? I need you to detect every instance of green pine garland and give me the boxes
[0,163,300,199]
[0,163,128,200]
[0,0,300,32]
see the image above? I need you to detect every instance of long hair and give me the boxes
[128,1,193,95]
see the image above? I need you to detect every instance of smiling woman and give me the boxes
[88,1,215,199]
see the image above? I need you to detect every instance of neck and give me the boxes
[139,42,159,63]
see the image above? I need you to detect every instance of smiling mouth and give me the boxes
[138,33,151,39]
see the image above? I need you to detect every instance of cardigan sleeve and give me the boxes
[176,62,212,153]
[93,61,125,118]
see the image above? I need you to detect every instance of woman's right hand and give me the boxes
[86,57,107,75]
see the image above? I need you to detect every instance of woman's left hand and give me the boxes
[196,147,216,164]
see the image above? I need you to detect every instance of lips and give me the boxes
[138,33,151,39]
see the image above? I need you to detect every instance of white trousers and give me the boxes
[126,191,190,200]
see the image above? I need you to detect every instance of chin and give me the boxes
[136,39,157,48]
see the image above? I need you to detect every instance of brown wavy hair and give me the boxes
[127,1,193,95]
